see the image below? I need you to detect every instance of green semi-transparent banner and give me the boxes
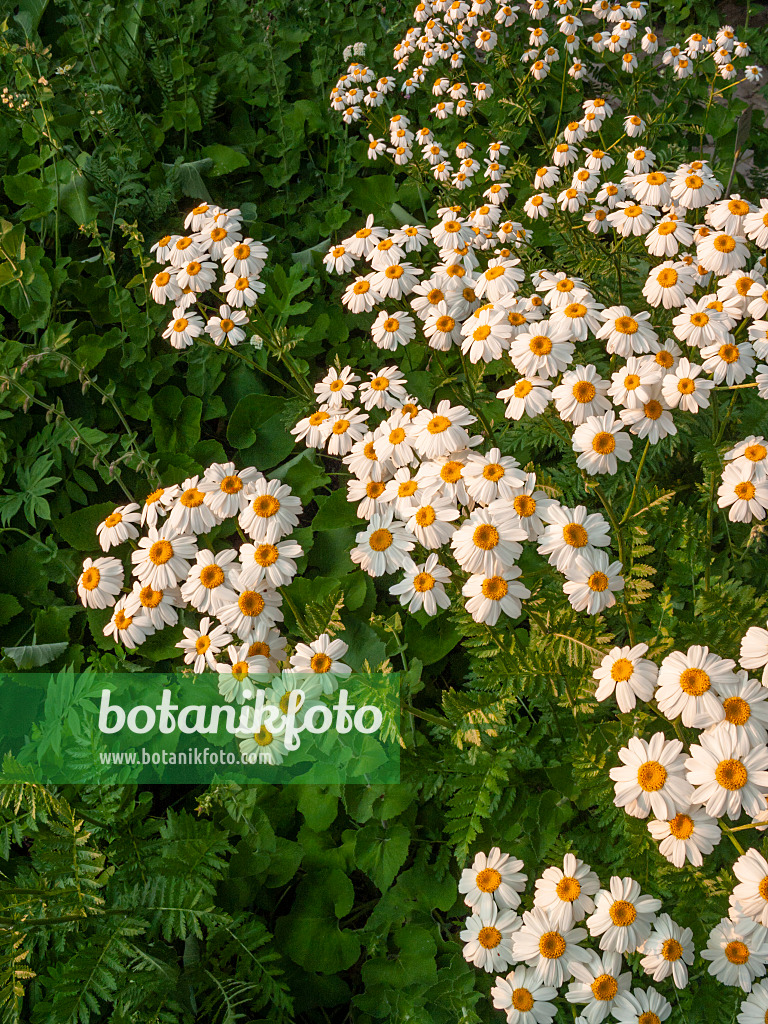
[0,670,401,784]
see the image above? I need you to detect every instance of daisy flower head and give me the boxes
[404,496,461,548]
[572,411,633,476]
[131,526,198,590]
[150,267,181,305]
[656,645,735,727]
[609,733,693,819]
[177,615,232,674]
[510,321,574,379]
[459,847,527,916]
[350,510,415,577]
[238,538,303,590]
[701,915,768,991]
[238,479,302,543]
[180,548,238,614]
[718,464,768,523]
[103,597,153,648]
[462,566,531,625]
[264,670,323,722]
[461,904,521,974]
[596,306,658,356]
[640,913,696,988]
[451,508,526,575]
[593,643,658,713]
[731,849,768,929]
[511,906,590,987]
[643,261,696,309]
[702,339,755,386]
[563,550,625,615]
[140,484,180,529]
[288,633,352,694]
[565,948,631,1020]
[77,556,124,610]
[166,476,218,535]
[586,876,662,953]
[491,966,558,1022]
[222,272,265,308]
[410,400,476,459]
[198,462,261,519]
[291,408,332,449]
[611,987,672,1024]
[661,358,715,414]
[647,805,722,868]
[552,365,612,425]
[216,642,269,705]
[237,717,288,766]
[533,853,601,931]
[740,624,768,685]
[608,357,662,409]
[460,305,513,363]
[487,473,556,542]
[737,980,768,1022]
[537,503,610,573]
[497,376,552,420]
[686,726,768,820]
[96,503,141,552]
[606,201,657,237]
[726,437,768,482]
[549,289,604,341]
[370,309,417,350]
[341,274,381,313]
[463,447,526,504]
[314,365,360,408]
[389,553,451,616]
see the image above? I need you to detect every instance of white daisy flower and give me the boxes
[606,201,657,237]
[205,304,248,346]
[609,733,693,820]
[199,462,262,518]
[239,480,302,543]
[487,474,556,542]
[350,510,415,577]
[718,464,768,523]
[140,484,180,529]
[176,615,233,674]
[238,539,302,589]
[593,643,658,713]
[216,643,268,705]
[404,497,460,548]
[550,290,604,341]
[245,624,287,672]
[643,261,697,309]
[389,553,451,616]
[732,849,768,928]
[620,393,677,444]
[463,448,526,504]
[287,633,352,694]
[563,551,625,615]
[701,916,768,991]
[639,913,695,988]
[237,719,289,766]
[596,307,657,357]
[490,965,558,1023]
[738,979,768,1022]
[265,670,323,720]
[181,548,238,614]
[656,645,735,727]
[461,904,521,974]
[462,567,531,625]
[565,949,631,1021]
[358,366,408,410]
[459,847,527,916]
[726,437,768,482]
[572,412,633,476]
[96,503,141,552]
[131,526,197,590]
[510,322,574,379]
[661,358,715,413]
[608,358,662,409]
[410,401,476,459]
[512,907,590,987]
[451,509,526,575]
[647,805,722,868]
[217,578,283,641]
[611,986,671,1024]
[314,365,360,408]
[222,272,265,308]
[686,727,768,820]
[149,267,181,304]
[586,877,661,953]
[498,377,553,420]
[697,232,749,275]
[460,306,514,363]
[537,504,611,573]
[533,854,600,931]
[103,597,153,648]
[740,624,768,685]
[77,556,124,609]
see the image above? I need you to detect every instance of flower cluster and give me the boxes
[331,0,762,155]
[460,844,768,1022]
[290,366,626,621]
[717,436,768,524]
[322,159,768,505]
[148,203,268,350]
[75,461,359,764]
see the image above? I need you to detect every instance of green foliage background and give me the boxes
[1,0,768,1021]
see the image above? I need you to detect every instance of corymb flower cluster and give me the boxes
[459,845,768,1021]
[291,368,625,622]
[76,460,362,765]
[149,203,268,350]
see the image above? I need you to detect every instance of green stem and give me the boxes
[619,440,650,525]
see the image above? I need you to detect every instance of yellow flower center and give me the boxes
[669,813,694,839]
[149,540,173,565]
[588,571,609,592]
[441,461,463,482]
[389,427,406,445]
[591,974,618,1001]
[725,940,750,965]
[555,876,581,902]
[514,494,536,518]
[511,989,534,1012]
[332,419,350,435]
[573,380,597,403]
[180,487,205,507]
[199,564,225,588]
[473,325,492,341]
[436,315,456,332]
[660,938,684,961]
[563,523,588,547]
[195,635,211,655]
[481,576,508,600]
[735,481,756,501]
[428,415,451,434]
[253,495,280,519]
[253,544,279,566]
[615,316,638,334]
[238,591,265,617]
[155,271,171,286]
[220,474,243,494]
[483,463,505,482]
[476,867,502,892]
[657,221,677,236]
[637,760,667,791]
[473,524,499,550]
[514,379,534,398]
[415,506,436,527]
[609,900,637,927]
[310,652,333,673]
[353,280,370,295]
[714,234,736,253]
[81,567,100,590]
[369,528,393,551]
[592,431,616,454]
[478,926,502,949]
[657,268,679,287]
[539,931,566,959]
[677,378,696,395]
[370,375,390,390]
[715,758,748,790]
[253,725,273,746]
[610,658,634,682]
[366,481,385,499]
[413,572,435,593]
[309,411,329,427]
[529,335,553,355]
[679,667,710,696]
[104,511,123,528]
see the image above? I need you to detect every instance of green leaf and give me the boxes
[200,144,250,176]
[0,594,22,626]
[312,487,364,531]
[151,385,202,454]
[4,641,68,669]
[54,502,115,551]
[354,822,410,891]
[274,869,361,974]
